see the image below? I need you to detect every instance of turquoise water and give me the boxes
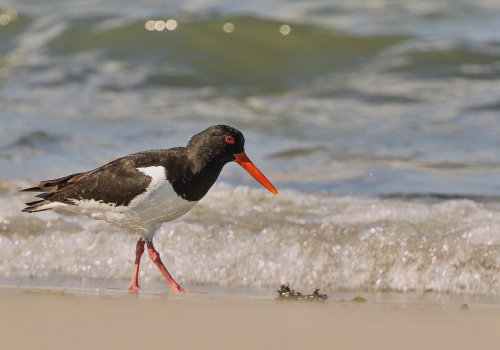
[2,0,500,295]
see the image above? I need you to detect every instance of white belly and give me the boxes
[57,166,198,238]
[108,182,197,232]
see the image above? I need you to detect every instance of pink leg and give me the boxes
[146,241,204,294]
[127,238,145,291]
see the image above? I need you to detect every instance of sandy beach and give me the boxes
[1,282,500,350]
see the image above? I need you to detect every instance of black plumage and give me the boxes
[21,125,246,212]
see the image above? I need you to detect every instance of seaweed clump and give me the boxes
[277,284,328,301]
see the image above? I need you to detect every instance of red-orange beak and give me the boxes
[233,152,278,195]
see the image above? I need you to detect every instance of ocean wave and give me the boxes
[1,179,500,296]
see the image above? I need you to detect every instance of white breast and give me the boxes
[127,166,168,208]
[124,166,198,229]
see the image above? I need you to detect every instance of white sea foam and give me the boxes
[2,180,500,296]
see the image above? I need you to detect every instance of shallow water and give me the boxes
[2,0,500,296]
[3,180,500,296]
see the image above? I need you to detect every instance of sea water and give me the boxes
[2,0,500,296]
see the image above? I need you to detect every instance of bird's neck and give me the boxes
[167,148,227,202]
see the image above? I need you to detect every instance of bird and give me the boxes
[21,125,277,293]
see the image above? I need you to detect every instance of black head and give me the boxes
[187,125,245,163]
[186,124,277,195]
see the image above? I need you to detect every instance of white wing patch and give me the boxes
[69,198,126,213]
[34,202,69,211]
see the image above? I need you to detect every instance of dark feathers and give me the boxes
[21,125,246,213]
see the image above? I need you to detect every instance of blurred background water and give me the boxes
[2,0,500,296]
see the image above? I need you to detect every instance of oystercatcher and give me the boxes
[21,125,277,293]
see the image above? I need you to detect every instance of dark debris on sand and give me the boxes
[277,284,328,301]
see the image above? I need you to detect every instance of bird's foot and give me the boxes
[127,283,141,292]
[170,284,206,294]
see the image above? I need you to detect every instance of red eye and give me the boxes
[225,136,235,144]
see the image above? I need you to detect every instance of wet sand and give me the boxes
[1,284,500,350]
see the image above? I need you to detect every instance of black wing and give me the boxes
[21,150,170,212]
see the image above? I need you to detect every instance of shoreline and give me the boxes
[1,282,500,350]
[2,276,500,307]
